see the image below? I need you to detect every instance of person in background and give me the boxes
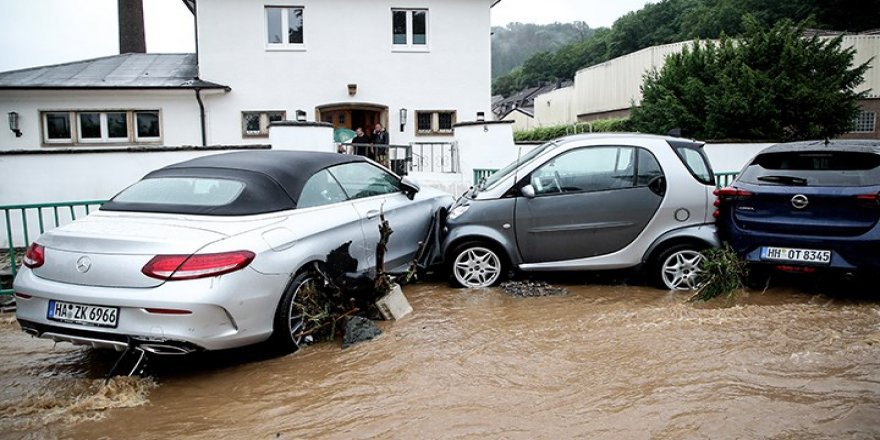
[350,127,369,156]
[372,123,389,164]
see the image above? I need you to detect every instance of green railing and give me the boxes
[473,168,499,184]
[1,200,107,296]
[715,172,739,188]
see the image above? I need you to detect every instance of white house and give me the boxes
[0,0,502,207]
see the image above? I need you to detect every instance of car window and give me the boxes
[669,140,714,185]
[738,151,880,187]
[530,146,635,196]
[297,169,348,208]
[482,140,560,190]
[112,177,245,206]
[636,148,664,186]
[328,162,401,199]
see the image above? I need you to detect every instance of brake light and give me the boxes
[23,243,45,269]
[713,187,753,219]
[142,251,255,281]
[713,187,753,199]
[856,193,880,206]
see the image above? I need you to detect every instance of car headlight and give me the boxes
[448,204,470,220]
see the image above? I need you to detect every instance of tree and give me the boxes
[630,17,870,141]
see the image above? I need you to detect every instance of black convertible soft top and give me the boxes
[101,151,369,216]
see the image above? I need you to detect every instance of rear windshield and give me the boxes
[112,177,246,206]
[738,151,880,187]
[668,140,715,185]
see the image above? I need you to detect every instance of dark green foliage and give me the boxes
[630,18,869,141]
[492,0,880,96]
[689,245,747,302]
[513,118,632,142]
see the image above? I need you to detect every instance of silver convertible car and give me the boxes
[442,133,720,290]
[14,151,452,354]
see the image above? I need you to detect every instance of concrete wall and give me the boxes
[534,86,575,126]
[501,109,536,132]
[197,0,492,146]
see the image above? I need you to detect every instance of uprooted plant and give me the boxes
[293,209,404,346]
[689,245,748,302]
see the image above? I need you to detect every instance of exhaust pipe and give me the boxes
[842,272,856,282]
[138,343,196,355]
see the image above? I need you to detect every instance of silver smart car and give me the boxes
[442,133,719,290]
[14,151,452,354]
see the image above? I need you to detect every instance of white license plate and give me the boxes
[760,247,832,265]
[47,300,119,328]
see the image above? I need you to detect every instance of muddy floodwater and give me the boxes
[2,282,880,439]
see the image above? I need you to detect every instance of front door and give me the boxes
[514,146,665,263]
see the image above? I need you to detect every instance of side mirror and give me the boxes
[521,184,536,199]
[400,176,421,200]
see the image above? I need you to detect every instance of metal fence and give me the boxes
[410,142,459,173]
[1,200,106,296]
[714,171,739,188]
[339,143,412,176]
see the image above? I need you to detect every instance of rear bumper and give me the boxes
[725,224,880,272]
[12,267,287,352]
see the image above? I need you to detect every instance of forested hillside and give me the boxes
[493,0,880,96]
[491,22,594,79]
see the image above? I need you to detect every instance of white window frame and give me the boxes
[851,110,877,133]
[391,8,429,52]
[242,110,286,137]
[76,111,130,143]
[40,110,162,146]
[134,111,162,142]
[42,111,75,144]
[415,110,455,135]
[265,6,306,51]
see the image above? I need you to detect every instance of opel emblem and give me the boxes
[791,194,809,209]
[76,256,92,273]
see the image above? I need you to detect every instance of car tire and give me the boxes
[449,241,507,288]
[653,244,707,291]
[271,271,320,353]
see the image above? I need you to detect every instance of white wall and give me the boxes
[534,86,575,126]
[197,0,492,146]
[0,89,206,150]
[454,121,515,180]
[501,109,536,132]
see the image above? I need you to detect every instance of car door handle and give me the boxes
[366,209,380,219]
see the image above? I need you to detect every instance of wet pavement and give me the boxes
[1,280,879,439]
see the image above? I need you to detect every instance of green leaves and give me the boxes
[690,245,747,302]
[631,18,869,141]
[513,118,632,142]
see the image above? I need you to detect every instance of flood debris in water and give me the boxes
[305,212,408,348]
[342,316,383,348]
[501,280,568,297]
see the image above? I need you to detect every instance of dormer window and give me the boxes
[392,9,428,50]
[266,6,304,50]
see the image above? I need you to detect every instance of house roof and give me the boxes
[0,53,229,91]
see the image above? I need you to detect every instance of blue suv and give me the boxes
[715,140,880,277]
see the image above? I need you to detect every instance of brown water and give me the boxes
[2,283,880,439]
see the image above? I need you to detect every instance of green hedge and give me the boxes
[514,118,633,142]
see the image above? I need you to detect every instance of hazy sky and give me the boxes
[0,0,652,72]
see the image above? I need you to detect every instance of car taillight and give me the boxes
[23,243,45,269]
[712,187,753,218]
[856,192,880,206]
[142,251,255,281]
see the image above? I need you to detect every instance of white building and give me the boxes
[0,0,502,206]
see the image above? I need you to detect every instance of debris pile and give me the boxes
[501,280,568,297]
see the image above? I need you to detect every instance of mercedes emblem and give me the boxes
[791,194,809,209]
[75,256,92,273]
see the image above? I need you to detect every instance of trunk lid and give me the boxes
[32,211,284,288]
